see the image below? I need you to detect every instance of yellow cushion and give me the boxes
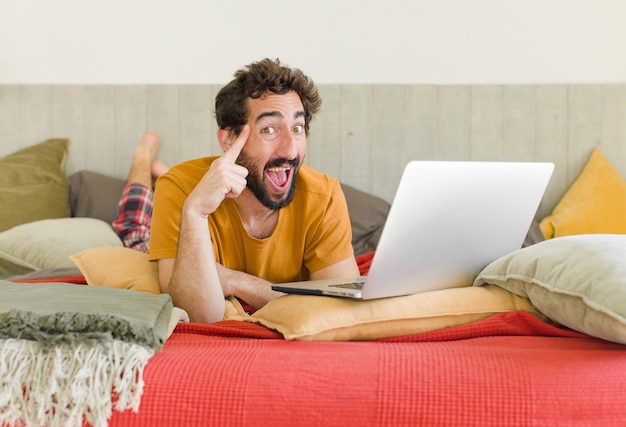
[539,148,626,238]
[71,247,541,340]
[71,247,256,318]
[244,286,542,341]
[71,246,161,294]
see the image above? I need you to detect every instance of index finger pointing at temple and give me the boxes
[222,125,250,164]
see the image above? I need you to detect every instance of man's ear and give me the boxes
[217,128,233,152]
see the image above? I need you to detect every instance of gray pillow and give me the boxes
[522,211,545,248]
[341,184,391,256]
[69,170,126,224]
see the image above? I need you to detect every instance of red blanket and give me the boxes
[12,274,88,285]
[13,257,626,426]
[108,312,626,427]
[173,310,587,341]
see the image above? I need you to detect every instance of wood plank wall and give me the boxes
[1,84,625,218]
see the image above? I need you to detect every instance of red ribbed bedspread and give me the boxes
[109,312,626,427]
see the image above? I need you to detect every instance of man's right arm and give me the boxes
[158,207,224,323]
[157,126,251,323]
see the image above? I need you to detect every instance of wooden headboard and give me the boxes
[2,84,625,218]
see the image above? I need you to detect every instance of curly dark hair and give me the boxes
[215,58,321,136]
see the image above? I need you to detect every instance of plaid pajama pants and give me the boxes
[112,183,153,253]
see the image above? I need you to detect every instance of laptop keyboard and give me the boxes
[329,282,364,290]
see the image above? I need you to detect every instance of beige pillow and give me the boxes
[245,286,541,341]
[71,246,161,294]
[0,218,122,279]
[0,139,71,232]
[474,234,626,345]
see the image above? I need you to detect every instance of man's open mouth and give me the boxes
[266,166,291,189]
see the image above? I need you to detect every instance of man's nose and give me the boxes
[277,130,298,160]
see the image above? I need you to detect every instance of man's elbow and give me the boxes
[170,292,225,324]
[187,306,225,324]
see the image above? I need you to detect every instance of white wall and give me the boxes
[1,0,625,84]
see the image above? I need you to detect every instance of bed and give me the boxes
[2,136,626,427]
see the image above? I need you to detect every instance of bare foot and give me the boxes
[151,160,169,178]
[127,132,162,188]
[136,131,161,161]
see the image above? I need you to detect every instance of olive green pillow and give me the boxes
[0,139,71,232]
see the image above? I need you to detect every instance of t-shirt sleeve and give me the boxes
[303,178,355,274]
[148,172,186,261]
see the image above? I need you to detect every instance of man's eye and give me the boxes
[293,125,304,134]
[261,126,276,135]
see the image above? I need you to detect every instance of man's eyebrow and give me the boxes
[255,110,305,123]
[255,111,281,123]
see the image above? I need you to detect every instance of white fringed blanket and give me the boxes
[0,280,174,427]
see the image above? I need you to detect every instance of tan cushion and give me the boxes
[71,246,161,294]
[244,286,541,341]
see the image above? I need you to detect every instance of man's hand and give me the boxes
[186,125,251,217]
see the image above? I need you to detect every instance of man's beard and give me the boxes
[236,150,300,210]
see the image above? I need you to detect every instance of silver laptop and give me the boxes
[272,160,554,300]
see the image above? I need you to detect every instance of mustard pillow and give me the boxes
[245,286,542,341]
[71,248,266,320]
[71,247,251,320]
[0,139,71,232]
[540,148,626,238]
[71,246,161,294]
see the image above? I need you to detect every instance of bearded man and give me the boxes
[149,58,359,322]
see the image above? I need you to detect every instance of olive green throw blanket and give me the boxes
[0,280,174,427]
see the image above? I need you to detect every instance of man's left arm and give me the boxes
[306,179,360,280]
[217,264,283,310]
[309,255,359,280]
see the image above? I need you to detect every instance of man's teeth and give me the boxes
[267,167,290,172]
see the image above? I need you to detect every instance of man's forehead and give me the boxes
[248,91,304,120]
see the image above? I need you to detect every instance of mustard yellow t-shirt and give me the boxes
[148,156,354,283]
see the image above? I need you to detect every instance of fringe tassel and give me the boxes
[0,338,154,427]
